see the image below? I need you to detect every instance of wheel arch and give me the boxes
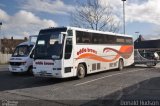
[118,58,124,71]
[78,62,87,74]
[119,58,124,63]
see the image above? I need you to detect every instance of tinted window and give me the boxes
[105,35,116,44]
[76,31,91,44]
[116,37,125,44]
[125,37,133,44]
[12,45,34,57]
[65,38,72,59]
[92,33,105,44]
[67,30,73,36]
[76,31,133,45]
[35,29,66,59]
[76,31,82,43]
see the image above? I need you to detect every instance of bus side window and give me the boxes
[76,31,82,43]
[125,38,133,45]
[92,33,99,44]
[65,38,73,59]
[106,36,112,44]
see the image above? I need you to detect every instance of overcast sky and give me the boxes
[0,0,160,40]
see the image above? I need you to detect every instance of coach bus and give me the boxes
[33,27,134,79]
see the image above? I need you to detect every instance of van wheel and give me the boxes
[153,62,157,66]
[118,59,124,71]
[77,64,86,79]
[27,66,33,75]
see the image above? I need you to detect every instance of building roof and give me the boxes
[134,35,160,49]
[0,38,27,53]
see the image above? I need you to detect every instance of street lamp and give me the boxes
[0,22,2,53]
[0,22,2,32]
[135,31,139,39]
[122,0,126,35]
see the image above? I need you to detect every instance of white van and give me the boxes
[9,36,37,74]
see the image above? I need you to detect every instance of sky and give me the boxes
[0,0,160,40]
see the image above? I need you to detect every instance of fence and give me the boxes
[0,53,11,64]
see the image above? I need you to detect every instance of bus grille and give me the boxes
[38,72,53,77]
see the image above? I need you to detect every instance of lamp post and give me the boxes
[122,0,126,35]
[0,22,2,53]
[135,31,139,39]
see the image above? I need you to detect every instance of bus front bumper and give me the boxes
[33,70,62,78]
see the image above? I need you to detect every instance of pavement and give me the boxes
[0,64,160,106]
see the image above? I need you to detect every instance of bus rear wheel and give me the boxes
[77,64,86,79]
[118,59,124,71]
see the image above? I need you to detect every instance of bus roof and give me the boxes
[41,26,132,38]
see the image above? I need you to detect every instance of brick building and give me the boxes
[0,37,27,54]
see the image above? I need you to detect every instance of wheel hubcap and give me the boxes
[120,61,123,70]
[79,67,85,77]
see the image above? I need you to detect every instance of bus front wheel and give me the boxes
[77,64,86,79]
[118,59,124,71]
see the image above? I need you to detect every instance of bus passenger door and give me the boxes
[63,37,74,77]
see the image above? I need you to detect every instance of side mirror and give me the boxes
[30,52,34,58]
[30,49,35,58]
[30,54,34,58]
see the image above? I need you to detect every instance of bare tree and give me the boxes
[70,0,120,32]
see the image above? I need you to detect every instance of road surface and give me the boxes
[0,64,160,106]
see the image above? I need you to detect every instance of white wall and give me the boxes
[0,53,11,64]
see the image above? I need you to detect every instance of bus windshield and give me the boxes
[12,45,34,57]
[34,28,67,59]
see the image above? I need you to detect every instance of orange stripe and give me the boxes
[77,53,120,62]
[104,45,133,59]
[77,45,133,62]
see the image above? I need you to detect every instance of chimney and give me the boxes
[135,35,145,42]
[11,36,13,40]
[24,37,28,41]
